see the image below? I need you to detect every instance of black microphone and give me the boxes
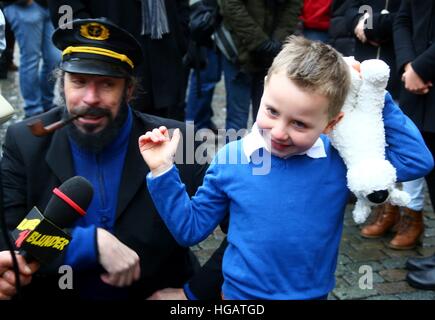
[44,176,93,228]
[11,176,94,264]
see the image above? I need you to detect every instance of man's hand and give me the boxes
[0,251,39,300]
[146,288,188,300]
[97,228,141,287]
[402,63,433,95]
[354,15,368,43]
[138,126,181,176]
[254,39,281,57]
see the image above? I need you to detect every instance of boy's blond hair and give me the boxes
[267,36,350,119]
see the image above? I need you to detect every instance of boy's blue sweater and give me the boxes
[147,94,433,299]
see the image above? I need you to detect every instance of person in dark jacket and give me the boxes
[345,0,401,100]
[328,0,355,56]
[2,0,60,118]
[392,0,435,290]
[184,0,222,133]
[1,18,226,300]
[218,0,302,132]
[0,9,39,300]
[49,0,190,122]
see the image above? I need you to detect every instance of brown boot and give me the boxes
[389,208,424,250]
[360,204,400,238]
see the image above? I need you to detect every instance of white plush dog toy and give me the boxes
[329,58,410,224]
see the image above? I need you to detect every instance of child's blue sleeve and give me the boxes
[146,161,229,247]
[384,92,434,181]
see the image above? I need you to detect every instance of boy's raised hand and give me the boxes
[138,126,181,176]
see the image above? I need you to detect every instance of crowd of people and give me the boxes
[0,0,434,300]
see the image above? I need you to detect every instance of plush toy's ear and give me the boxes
[353,199,372,224]
[389,189,411,207]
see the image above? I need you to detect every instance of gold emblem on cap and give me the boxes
[80,23,110,41]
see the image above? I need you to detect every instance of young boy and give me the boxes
[138,36,433,299]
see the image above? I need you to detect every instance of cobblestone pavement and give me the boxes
[1,69,435,300]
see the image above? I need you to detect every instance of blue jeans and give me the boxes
[402,178,425,211]
[186,48,222,129]
[4,3,60,117]
[222,55,265,133]
[222,55,253,132]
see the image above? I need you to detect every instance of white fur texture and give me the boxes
[329,58,410,224]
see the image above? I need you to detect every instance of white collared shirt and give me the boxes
[242,123,327,162]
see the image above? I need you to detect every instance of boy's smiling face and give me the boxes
[256,71,343,158]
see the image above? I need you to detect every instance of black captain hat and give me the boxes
[52,18,143,78]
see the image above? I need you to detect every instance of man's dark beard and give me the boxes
[65,103,129,154]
